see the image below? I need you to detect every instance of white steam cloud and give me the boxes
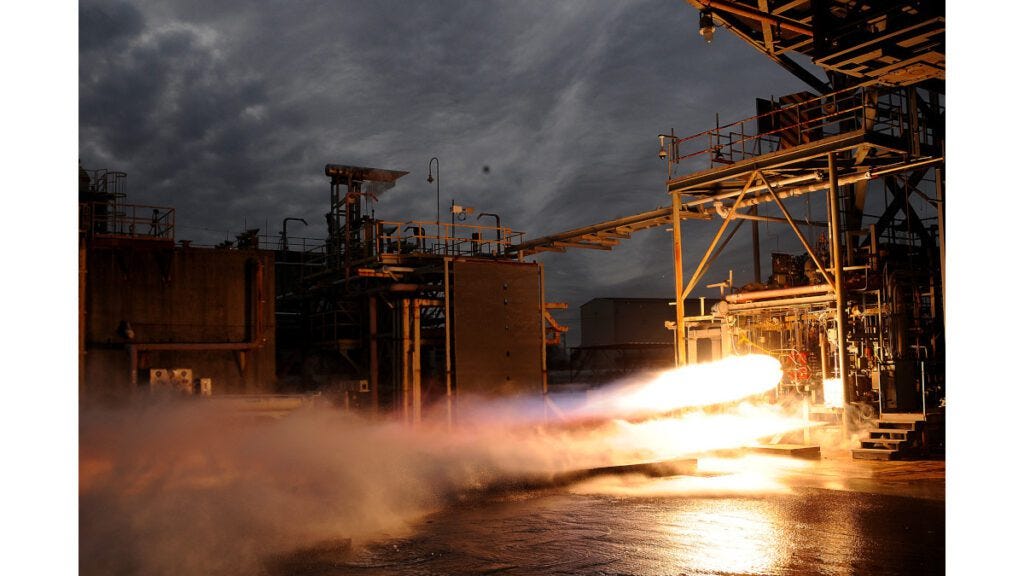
[80,355,812,575]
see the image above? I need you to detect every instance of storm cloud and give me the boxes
[79,0,817,342]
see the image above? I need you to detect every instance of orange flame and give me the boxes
[582,354,783,419]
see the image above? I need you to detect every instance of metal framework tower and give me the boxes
[506,1,945,456]
[276,164,553,424]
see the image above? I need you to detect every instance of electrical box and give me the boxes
[171,369,193,393]
[149,368,194,394]
[149,368,171,391]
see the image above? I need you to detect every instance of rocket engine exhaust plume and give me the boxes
[80,354,811,576]
[452,354,785,429]
[578,354,784,420]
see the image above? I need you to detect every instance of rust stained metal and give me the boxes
[509,206,708,256]
[698,0,813,37]
[680,172,759,302]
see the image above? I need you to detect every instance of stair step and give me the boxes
[876,422,919,431]
[879,413,927,424]
[860,437,905,447]
[852,447,902,461]
[867,428,912,437]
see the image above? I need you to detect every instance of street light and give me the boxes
[427,157,440,250]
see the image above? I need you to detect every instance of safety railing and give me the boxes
[660,85,937,175]
[80,202,175,241]
[374,219,524,258]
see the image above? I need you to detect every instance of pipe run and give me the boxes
[725,283,833,303]
[716,293,835,313]
[683,157,944,212]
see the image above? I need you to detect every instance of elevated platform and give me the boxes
[667,129,906,195]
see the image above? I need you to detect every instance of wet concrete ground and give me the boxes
[266,450,945,576]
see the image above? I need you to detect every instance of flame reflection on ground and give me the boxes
[664,499,787,575]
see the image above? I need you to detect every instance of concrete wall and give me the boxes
[82,242,276,400]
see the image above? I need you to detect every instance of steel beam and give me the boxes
[695,157,943,214]
[692,2,828,94]
[553,241,613,251]
[671,189,685,366]
[699,0,813,36]
[509,205,707,255]
[730,212,828,227]
[757,0,774,55]
[757,170,836,291]
[681,172,759,302]
[667,131,891,193]
[935,166,945,327]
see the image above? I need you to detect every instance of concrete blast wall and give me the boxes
[81,244,276,400]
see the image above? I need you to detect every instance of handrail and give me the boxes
[80,201,175,241]
[660,85,942,175]
[374,219,524,257]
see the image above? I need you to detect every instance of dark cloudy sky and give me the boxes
[79,0,830,341]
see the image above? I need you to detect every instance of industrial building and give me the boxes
[79,168,277,400]
[78,0,944,460]
[79,163,558,424]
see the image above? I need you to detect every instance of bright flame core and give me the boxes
[582,354,782,419]
[822,377,844,408]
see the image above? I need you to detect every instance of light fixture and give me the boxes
[658,135,668,159]
[428,157,440,246]
[699,9,715,44]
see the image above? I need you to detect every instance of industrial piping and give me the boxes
[724,283,833,303]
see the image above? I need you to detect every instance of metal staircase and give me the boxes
[852,413,928,460]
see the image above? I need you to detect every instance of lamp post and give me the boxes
[427,157,440,251]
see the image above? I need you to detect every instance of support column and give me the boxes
[751,205,761,284]
[401,299,411,424]
[671,190,685,366]
[935,166,945,327]
[369,296,379,416]
[443,258,453,429]
[413,301,422,424]
[539,263,549,396]
[128,345,138,393]
[79,244,87,397]
[827,154,851,409]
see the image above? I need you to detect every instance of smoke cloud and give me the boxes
[80,358,819,575]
